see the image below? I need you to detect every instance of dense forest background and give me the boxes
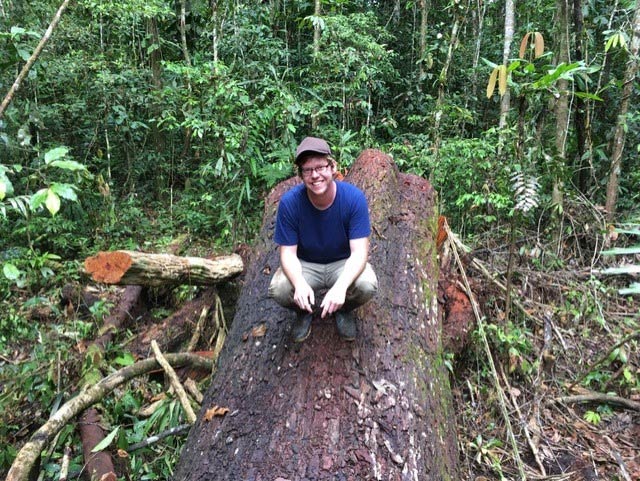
[1,0,638,479]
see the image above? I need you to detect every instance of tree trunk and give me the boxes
[433,5,466,163]
[553,0,570,213]
[418,0,430,87]
[172,150,459,480]
[83,251,243,286]
[499,0,515,132]
[313,0,322,58]
[605,0,640,221]
[572,0,590,193]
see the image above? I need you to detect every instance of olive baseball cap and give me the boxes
[295,137,332,164]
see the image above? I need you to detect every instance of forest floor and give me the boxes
[1,223,639,480]
[447,227,640,481]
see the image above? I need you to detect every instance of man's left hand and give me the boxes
[320,286,346,318]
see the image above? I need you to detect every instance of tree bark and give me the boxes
[172,150,459,480]
[84,251,243,286]
[0,0,71,119]
[605,0,640,221]
[79,409,117,481]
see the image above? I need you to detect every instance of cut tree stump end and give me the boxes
[84,251,133,284]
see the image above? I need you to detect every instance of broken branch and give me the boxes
[151,340,197,424]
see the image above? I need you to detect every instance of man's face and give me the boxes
[299,155,336,196]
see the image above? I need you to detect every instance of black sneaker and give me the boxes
[335,311,356,341]
[292,312,313,342]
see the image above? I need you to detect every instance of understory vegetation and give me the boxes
[1,0,639,479]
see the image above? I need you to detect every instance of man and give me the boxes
[268,136,378,342]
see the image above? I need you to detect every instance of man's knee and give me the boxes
[347,267,378,307]
[269,268,294,307]
[352,277,377,303]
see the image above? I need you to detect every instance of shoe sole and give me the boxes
[293,326,311,343]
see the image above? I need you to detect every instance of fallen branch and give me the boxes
[447,231,545,327]
[151,340,197,424]
[186,306,209,352]
[58,445,71,481]
[6,353,213,481]
[128,424,191,452]
[184,378,204,404]
[553,392,640,412]
[603,435,633,481]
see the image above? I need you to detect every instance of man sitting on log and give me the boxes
[268,136,378,342]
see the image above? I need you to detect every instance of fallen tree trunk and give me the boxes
[84,251,243,286]
[134,287,218,356]
[173,150,459,480]
[95,285,144,350]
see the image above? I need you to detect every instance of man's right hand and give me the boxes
[293,280,315,312]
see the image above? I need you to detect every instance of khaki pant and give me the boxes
[268,259,378,311]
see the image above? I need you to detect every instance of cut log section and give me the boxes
[79,408,117,481]
[172,149,460,480]
[84,251,243,286]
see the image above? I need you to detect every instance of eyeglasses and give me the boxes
[300,163,331,177]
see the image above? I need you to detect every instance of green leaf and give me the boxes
[0,179,8,200]
[45,189,61,216]
[44,146,70,164]
[30,188,48,210]
[114,352,135,366]
[91,426,120,453]
[49,160,88,172]
[3,263,22,281]
[574,92,603,101]
[51,183,78,201]
[0,170,14,200]
[583,410,601,425]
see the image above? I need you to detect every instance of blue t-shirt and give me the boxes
[274,181,371,264]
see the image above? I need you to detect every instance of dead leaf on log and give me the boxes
[203,405,229,422]
[251,324,267,337]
